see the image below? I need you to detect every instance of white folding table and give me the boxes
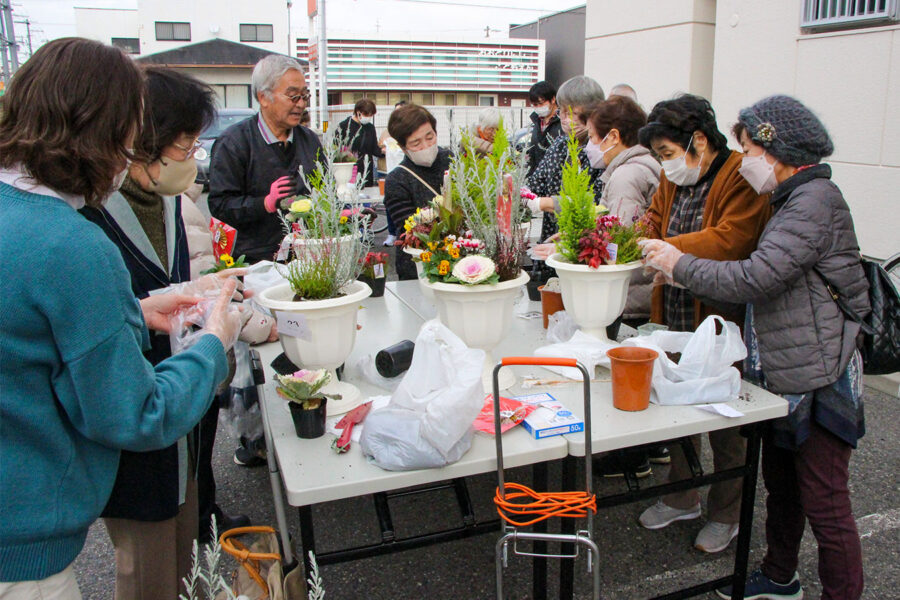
[254,281,788,600]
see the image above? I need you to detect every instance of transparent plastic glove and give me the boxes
[529,242,557,261]
[638,239,683,279]
[140,293,202,333]
[525,196,542,214]
[201,280,243,351]
[652,269,685,289]
[175,273,247,301]
[264,175,294,213]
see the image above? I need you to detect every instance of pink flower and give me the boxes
[452,255,496,284]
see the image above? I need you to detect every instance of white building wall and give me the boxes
[710,0,900,260]
[136,0,290,56]
[584,0,716,106]
[74,8,139,45]
[76,0,290,57]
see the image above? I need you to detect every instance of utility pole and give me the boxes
[1,0,20,83]
[14,17,31,57]
[286,1,292,57]
[318,0,328,130]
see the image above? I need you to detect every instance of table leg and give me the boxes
[532,461,549,600]
[730,423,762,600]
[558,455,578,600]
[298,505,317,576]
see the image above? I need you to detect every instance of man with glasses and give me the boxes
[208,55,322,264]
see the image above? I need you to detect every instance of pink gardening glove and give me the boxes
[264,175,294,213]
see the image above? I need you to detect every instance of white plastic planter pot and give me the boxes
[546,253,642,341]
[402,246,434,302]
[257,280,372,415]
[331,162,356,197]
[423,270,528,391]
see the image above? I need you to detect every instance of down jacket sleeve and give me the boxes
[672,181,835,304]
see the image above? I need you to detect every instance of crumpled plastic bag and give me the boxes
[546,310,578,343]
[360,320,485,470]
[535,330,619,379]
[621,315,747,405]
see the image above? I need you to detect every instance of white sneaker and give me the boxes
[638,500,702,530]
[382,234,397,246]
[695,521,739,553]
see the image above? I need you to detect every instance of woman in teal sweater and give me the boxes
[0,38,242,596]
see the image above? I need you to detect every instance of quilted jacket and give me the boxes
[674,164,870,394]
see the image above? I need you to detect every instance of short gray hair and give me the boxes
[477,107,501,130]
[251,55,306,99]
[556,76,605,111]
[610,83,637,102]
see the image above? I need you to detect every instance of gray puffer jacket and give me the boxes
[673,165,869,394]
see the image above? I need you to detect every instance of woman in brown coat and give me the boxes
[636,94,771,554]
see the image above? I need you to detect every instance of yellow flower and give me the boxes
[421,251,432,263]
[290,198,312,213]
[340,216,348,224]
[448,246,460,259]
[427,241,438,251]
[438,260,450,275]
[221,254,234,268]
[404,215,416,232]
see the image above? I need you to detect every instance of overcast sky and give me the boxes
[12,0,581,57]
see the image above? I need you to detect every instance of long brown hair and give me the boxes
[0,38,144,207]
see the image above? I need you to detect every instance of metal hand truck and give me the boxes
[492,357,600,600]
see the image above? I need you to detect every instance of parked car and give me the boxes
[195,107,256,189]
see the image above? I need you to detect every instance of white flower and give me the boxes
[452,255,496,284]
[417,207,436,224]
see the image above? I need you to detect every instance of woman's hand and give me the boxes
[139,294,201,333]
[639,239,684,279]
[202,280,243,351]
[191,272,248,301]
[530,243,556,261]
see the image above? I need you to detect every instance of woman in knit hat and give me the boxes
[641,95,869,600]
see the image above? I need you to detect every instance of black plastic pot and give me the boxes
[288,398,328,439]
[358,275,386,297]
[526,267,550,302]
[375,340,415,378]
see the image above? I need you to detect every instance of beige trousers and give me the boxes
[102,478,198,600]
[662,426,746,524]
[0,565,81,600]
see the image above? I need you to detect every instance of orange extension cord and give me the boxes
[494,482,597,527]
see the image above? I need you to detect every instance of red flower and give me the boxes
[577,229,612,268]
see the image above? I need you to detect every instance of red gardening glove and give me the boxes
[264,175,294,213]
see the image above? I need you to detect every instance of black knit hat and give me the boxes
[737,95,834,166]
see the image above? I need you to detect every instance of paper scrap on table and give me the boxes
[695,404,745,418]
[326,395,391,442]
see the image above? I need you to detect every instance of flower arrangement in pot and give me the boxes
[328,126,363,197]
[358,251,389,297]
[257,142,373,416]
[545,129,647,340]
[276,368,338,438]
[414,122,531,390]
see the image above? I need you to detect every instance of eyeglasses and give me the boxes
[282,91,311,104]
[172,138,203,160]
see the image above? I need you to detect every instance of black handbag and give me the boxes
[815,260,900,375]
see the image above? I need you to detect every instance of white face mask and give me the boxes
[534,104,551,118]
[739,151,777,195]
[661,137,703,187]
[112,165,129,191]
[357,115,373,125]
[584,134,611,169]
[406,143,439,168]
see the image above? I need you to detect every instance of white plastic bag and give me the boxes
[360,320,485,470]
[623,315,746,405]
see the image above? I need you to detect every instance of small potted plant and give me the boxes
[201,252,247,274]
[276,369,339,438]
[358,251,389,297]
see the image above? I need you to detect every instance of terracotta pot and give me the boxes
[538,285,564,329]
[289,398,328,438]
[606,347,659,412]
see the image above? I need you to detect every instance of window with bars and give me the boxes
[111,38,140,54]
[155,22,191,41]
[240,24,274,43]
[801,0,899,29]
